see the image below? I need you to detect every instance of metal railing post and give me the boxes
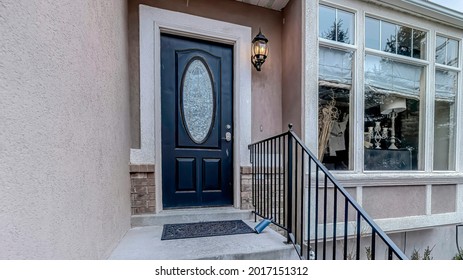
[286,124,293,244]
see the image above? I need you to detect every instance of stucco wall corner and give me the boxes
[0,0,131,259]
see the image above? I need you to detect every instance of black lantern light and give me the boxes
[251,29,269,71]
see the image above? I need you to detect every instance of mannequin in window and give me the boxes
[329,113,348,156]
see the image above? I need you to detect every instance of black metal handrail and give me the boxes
[248,124,407,260]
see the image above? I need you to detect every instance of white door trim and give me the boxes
[131,5,252,212]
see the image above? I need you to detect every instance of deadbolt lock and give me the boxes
[224,132,232,142]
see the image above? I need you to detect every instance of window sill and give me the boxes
[331,171,463,187]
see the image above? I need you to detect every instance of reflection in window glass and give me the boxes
[436,36,446,64]
[436,36,459,67]
[364,55,424,171]
[397,26,412,57]
[412,30,426,59]
[447,39,459,67]
[338,9,354,44]
[381,21,396,54]
[365,17,380,49]
[319,5,336,40]
[318,47,353,170]
[366,17,427,60]
[434,70,457,170]
[319,5,354,45]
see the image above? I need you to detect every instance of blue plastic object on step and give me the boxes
[254,219,272,234]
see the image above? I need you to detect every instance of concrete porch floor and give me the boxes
[109,208,299,260]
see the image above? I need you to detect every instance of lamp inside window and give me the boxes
[380,96,407,149]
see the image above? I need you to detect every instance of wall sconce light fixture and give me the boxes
[251,29,269,71]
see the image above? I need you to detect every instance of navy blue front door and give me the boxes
[161,34,233,208]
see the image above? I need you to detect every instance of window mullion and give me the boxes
[379,20,382,52]
[436,64,461,72]
[456,41,463,172]
[365,48,429,66]
[425,30,436,172]
[335,8,338,42]
[356,11,365,173]
[445,39,448,65]
[319,39,357,51]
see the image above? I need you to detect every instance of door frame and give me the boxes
[131,5,252,212]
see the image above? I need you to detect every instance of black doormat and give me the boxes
[161,220,255,240]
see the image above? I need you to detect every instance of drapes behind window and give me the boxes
[320,49,455,102]
[319,47,353,86]
[435,70,457,102]
[364,55,423,100]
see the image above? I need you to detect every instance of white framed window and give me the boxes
[319,4,355,45]
[363,16,428,171]
[365,17,427,60]
[318,4,356,170]
[316,1,462,174]
[434,35,460,171]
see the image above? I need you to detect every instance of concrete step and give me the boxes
[131,207,254,227]
[109,220,299,260]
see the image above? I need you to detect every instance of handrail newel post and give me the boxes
[286,124,293,244]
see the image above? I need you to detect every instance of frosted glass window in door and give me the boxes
[181,58,215,144]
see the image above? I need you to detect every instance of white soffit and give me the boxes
[235,0,290,11]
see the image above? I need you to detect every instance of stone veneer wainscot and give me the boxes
[130,164,155,214]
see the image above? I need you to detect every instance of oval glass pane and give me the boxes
[181,58,215,144]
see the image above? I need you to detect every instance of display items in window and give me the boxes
[318,47,353,170]
[364,55,424,170]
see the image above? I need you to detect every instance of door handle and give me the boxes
[222,132,232,142]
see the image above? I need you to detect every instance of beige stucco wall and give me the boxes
[282,0,303,135]
[363,186,427,219]
[432,185,457,214]
[0,0,131,259]
[388,225,461,259]
[312,224,461,259]
[128,0,283,145]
